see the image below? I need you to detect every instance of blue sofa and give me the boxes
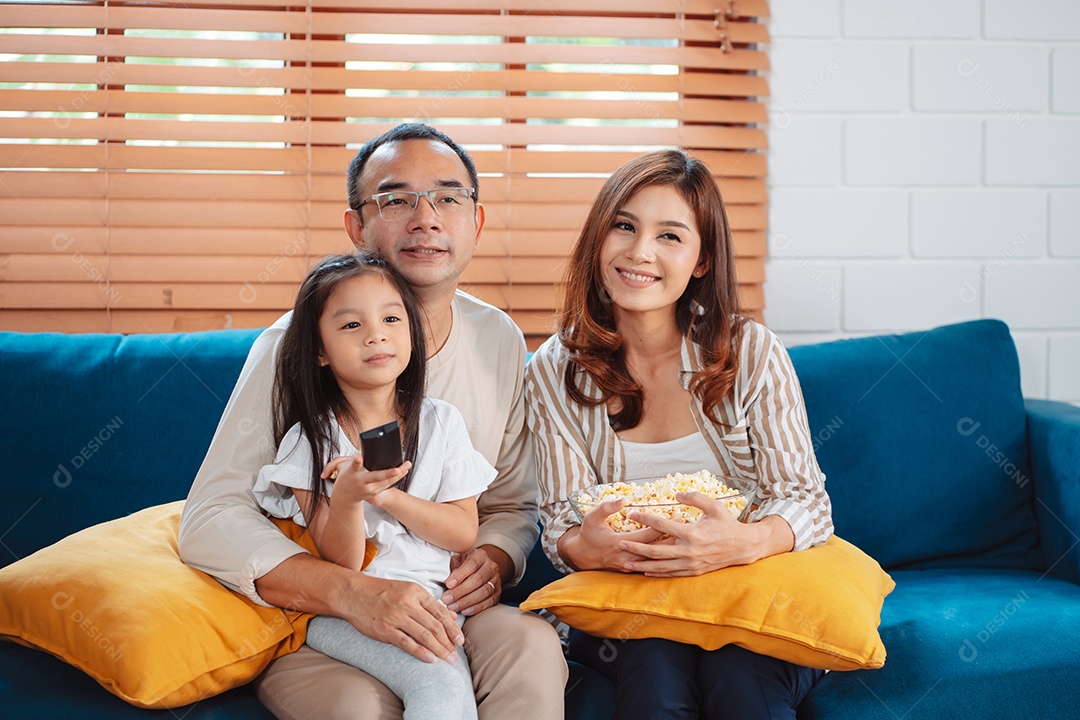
[1,318,1078,719]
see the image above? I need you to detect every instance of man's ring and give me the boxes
[485,580,496,595]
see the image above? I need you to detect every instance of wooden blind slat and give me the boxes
[0,309,287,334]
[472,229,766,258]
[0,170,764,205]
[1,4,105,28]
[0,229,763,265]
[0,65,770,100]
[0,88,767,127]
[9,0,770,18]
[34,6,749,43]
[110,6,309,34]
[0,310,112,333]
[0,89,310,117]
[0,117,303,144]
[313,42,767,70]
[0,196,767,232]
[0,120,768,156]
[1,5,308,33]
[307,96,768,123]
[0,61,312,89]
[1,34,767,70]
[297,0,767,15]
[306,13,761,43]
[0,255,764,293]
[0,139,769,174]
[0,225,764,259]
[0,283,765,318]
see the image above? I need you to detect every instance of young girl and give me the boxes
[253,252,494,720]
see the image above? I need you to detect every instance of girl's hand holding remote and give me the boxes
[321,454,412,505]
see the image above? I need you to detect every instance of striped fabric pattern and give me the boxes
[524,320,834,574]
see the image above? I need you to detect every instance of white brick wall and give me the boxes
[768,118,841,186]
[763,260,841,332]
[984,0,1080,41]
[770,190,907,257]
[983,263,1080,329]
[771,42,907,113]
[769,0,839,38]
[1049,336,1080,398]
[767,0,1080,403]
[1051,49,1080,113]
[1013,333,1049,398]
[912,45,1046,112]
[842,264,982,331]
[910,190,1045,258]
[986,119,1080,185]
[845,118,982,185]
[1050,191,1080,257]
[844,0,980,39]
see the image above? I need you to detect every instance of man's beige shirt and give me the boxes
[179,291,539,605]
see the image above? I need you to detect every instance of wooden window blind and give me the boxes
[0,0,770,347]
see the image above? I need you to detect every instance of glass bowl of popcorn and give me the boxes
[568,470,756,533]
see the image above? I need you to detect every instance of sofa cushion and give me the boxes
[799,568,1080,720]
[0,501,314,708]
[1026,398,1080,584]
[0,329,260,563]
[787,320,1041,572]
[520,536,894,671]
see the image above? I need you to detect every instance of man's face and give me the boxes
[345,139,484,299]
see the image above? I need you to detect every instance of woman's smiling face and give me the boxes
[599,183,707,321]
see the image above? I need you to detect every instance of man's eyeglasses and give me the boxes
[357,188,477,222]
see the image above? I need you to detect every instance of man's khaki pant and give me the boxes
[255,604,568,720]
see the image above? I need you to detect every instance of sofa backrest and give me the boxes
[787,319,1041,572]
[0,329,261,565]
[1,320,1043,579]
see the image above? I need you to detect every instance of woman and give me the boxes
[525,150,834,719]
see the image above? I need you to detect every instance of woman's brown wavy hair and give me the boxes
[558,149,746,431]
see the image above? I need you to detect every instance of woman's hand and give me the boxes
[617,491,795,577]
[559,498,666,571]
[321,454,411,505]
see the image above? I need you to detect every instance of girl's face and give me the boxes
[317,274,412,394]
[598,184,707,321]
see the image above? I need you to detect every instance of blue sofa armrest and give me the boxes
[1026,398,1080,585]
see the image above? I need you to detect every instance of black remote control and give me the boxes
[359,421,403,471]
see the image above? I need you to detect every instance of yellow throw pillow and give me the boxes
[0,501,328,708]
[520,535,894,671]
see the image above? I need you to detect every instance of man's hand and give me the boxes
[340,573,464,664]
[255,553,463,663]
[441,545,509,616]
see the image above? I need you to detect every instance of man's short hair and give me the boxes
[346,123,480,210]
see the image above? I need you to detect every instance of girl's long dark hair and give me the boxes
[272,252,427,521]
[558,149,746,430]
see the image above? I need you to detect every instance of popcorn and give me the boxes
[571,470,751,533]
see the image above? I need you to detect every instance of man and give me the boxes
[179,123,567,719]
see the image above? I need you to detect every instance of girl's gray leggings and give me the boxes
[306,615,476,720]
